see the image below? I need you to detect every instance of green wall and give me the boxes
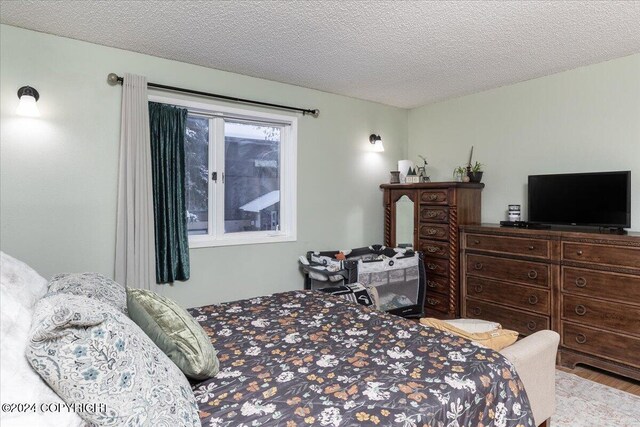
[408,54,640,231]
[3,25,638,310]
[0,25,407,307]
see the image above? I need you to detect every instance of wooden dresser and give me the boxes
[381,182,484,318]
[461,224,640,380]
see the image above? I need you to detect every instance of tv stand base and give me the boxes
[461,224,640,382]
[499,221,550,229]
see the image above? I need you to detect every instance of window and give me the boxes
[151,95,297,248]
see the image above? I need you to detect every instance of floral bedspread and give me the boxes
[189,291,534,427]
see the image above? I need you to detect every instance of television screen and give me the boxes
[528,171,631,228]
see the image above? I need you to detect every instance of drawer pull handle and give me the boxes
[575,305,587,316]
[528,295,539,305]
[427,298,439,306]
[575,277,587,288]
[427,194,438,201]
[528,246,535,251]
[427,280,438,288]
[527,321,537,331]
[427,263,438,270]
[426,246,439,253]
[474,262,484,270]
[426,211,438,218]
[473,239,481,245]
[474,284,483,293]
[575,333,587,344]
[426,228,438,235]
[576,250,583,256]
[527,270,538,279]
[471,307,481,316]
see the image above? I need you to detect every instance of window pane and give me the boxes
[224,121,281,233]
[185,116,209,235]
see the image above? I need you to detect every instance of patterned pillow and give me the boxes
[317,283,375,306]
[48,272,127,314]
[26,293,201,427]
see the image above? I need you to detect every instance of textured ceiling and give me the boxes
[2,1,639,108]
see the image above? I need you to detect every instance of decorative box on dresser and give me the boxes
[461,224,640,381]
[381,182,484,318]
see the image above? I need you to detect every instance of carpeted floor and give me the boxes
[553,370,640,427]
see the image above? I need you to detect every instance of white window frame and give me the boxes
[149,94,297,248]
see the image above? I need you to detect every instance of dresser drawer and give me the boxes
[466,276,550,315]
[465,234,550,259]
[465,298,549,336]
[562,267,640,304]
[466,254,550,288]
[419,240,449,259]
[424,293,450,314]
[561,295,640,338]
[420,206,449,223]
[563,242,640,270]
[419,223,449,240]
[424,256,449,277]
[562,322,640,368]
[426,275,450,296]
[420,189,448,205]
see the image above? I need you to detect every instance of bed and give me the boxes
[2,250,537,427]
[190,290,535,427]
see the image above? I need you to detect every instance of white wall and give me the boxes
[0,25,407,307]
[408,54,640,231]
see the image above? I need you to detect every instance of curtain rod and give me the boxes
[107,73,319,117]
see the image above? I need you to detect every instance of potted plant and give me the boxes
[453,166,468,182]
[468,161,484,183]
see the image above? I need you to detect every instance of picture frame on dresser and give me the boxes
[460,224,640,381]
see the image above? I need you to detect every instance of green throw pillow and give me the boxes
[127,288,219,380]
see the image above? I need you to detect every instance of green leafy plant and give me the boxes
[470,161,483,173]
[453,166,466,177]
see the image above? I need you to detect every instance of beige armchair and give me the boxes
[500,330,560,427]
[443,319,560,427]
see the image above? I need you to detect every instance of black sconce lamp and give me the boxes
[16,86,41,117]
[369,134,384,152]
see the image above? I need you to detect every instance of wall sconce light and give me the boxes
[16,86,41,117]
[369,134,384,152]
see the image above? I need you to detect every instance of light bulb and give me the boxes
[371,140,385,152]
[16,94,40,117]
[16,86,41,117]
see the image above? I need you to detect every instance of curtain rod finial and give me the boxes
[107,73,120,86]
[311,109,320,118]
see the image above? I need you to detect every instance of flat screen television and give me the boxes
[528,171,631,229]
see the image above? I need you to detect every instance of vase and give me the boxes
[468,171,483,183]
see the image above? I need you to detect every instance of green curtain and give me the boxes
[149,102,190,283]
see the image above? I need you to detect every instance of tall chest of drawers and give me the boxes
[461,225,640,380]
[381,182,484,318]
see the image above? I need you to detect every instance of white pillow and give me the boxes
[0,252,47,311]
[444,318,502,334]
[0,252,85,427]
